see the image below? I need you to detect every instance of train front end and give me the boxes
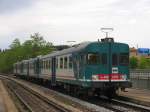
[83,38,131,97]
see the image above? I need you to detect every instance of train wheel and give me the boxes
[106,87,116,99]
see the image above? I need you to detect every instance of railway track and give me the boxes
[1,74,150,112]
[85,95,150,112]
[0,76,70,112]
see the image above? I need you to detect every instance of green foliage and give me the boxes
[138,57,150,69]
[0,33,55,73]
[129,56,150,69]
[130,56,138,69]
[9,38,21,49]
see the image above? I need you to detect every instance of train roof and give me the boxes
[40,41,128,59]
[14,38,129,62]
[41,42,91,59]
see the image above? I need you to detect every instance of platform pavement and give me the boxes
[119,88,150,105]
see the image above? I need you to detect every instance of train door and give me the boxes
[51,57,56,86]
[27,62,29,77]
[36,58,40,78]
[79,54,85,79]
[73,54,79,79]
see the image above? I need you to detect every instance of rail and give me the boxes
[0,75,70,112]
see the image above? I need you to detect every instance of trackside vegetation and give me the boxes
[0,33,55,73]
[130,56,150,69]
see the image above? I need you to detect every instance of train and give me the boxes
[13,38,132,98]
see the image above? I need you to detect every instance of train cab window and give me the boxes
[112,54,118,66]
[87,53,100,64]
[102,53,107,65]
[119,53,129,65]
[64,57,68,69]
[69,56,73,69]
[60,58,63,69]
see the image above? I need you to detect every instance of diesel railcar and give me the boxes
[14,38,131,97]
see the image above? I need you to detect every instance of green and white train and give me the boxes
[14,38,131,97]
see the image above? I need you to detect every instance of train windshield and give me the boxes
[87,53,101,64]
[87,53,107,65]
[119,53,129,65]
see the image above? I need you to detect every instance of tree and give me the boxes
[130,56,138,69]
[0,33,55,73]
[30,33,46,47]
[138,57,148,69]
[9,38,21,49]
[147,59,150,69]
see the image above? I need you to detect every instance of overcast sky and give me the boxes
[0,0,150,49]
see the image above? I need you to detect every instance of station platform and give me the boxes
[119,88,150,106]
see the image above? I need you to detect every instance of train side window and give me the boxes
[60,58,63,69]
[64,57,68,69]
[112,54,118,66]
[42,61,43,69]
[43,61,45,69]
[45,61,47,69]
[40,61,42,69]
[43,61,44,69]
[41,61,43,69]
[56,58,58,69]
[119,53,129,65]
[30,63,32,69]
[49,59,51,69]
[42,61,44,69]
[102,53,107,65]
[69,56,73,69]
[46,60,48,69]
[47,60,49,69]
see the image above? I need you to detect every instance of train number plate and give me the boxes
[112,67,118,74]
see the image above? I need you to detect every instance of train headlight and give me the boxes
[92,75,99,81]
[121,74,127,80]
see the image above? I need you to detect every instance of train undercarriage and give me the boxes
[15,74,131,99]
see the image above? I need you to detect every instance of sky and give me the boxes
[0,0,150,49]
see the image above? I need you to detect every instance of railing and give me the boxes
[130,69,150,90]
[130,69,150,79]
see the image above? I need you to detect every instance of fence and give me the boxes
[130,69,150,90]
[130,69,150,79]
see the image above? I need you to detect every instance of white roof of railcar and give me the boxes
[40,42,91,59]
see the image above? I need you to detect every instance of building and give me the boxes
[130,47,150,59]
[130,47,137,57]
